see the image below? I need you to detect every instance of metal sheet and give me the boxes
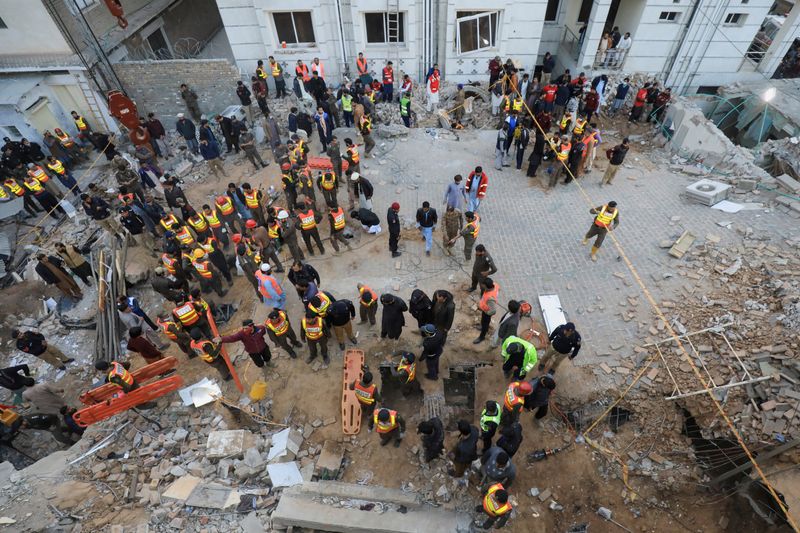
[538,294,566,335]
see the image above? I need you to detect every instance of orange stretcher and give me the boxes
[73,357,184,428]
[307,156,350,173]
[520,316,549,350]
[342,349,365,435]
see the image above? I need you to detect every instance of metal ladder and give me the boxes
[75,72,114,132]
[386,0,401,76]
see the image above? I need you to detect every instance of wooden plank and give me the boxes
[342,349,365,435]
[668,230,696,258]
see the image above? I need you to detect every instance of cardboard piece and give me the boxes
[178,378,221,407]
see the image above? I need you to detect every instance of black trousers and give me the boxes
[389,232,399,253]
[70,263,93,285]
[479,312,492,337]
[248,347,272,367]
[209,250,232,282]
[481,426,497,453]
[301,228,325,255]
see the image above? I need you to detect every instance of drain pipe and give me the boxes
[334,0,349,78]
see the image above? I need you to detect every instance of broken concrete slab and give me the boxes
[162,475,202,501]
[775,174,800,193]
[316,440,344,478]
[206,430,254,459]
[184,483,236,509]
[266,462,303,488]
[267,428,303,463]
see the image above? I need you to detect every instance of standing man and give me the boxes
[217,319,272,375]
[266,309,303,358]
[357,283,378,326]
[420,324,445,380]
[180,84,202,121]
[415,201,438,256]
[70,110,92,141]
[602,137,629,186]
[479,400,502,454]
[610,78,630,116]
[252,75,270,118]
[465,167,488,212]
[240,127,267,170]
[328,203,351,253]
[539,322,582,373]
[326,298,358,351]
[358,114,375,157]
[500,380,532,426]
[449,211,479,261]
[317,169,338,208]
[468,245,498,292]
[442,174,466,211]
[12,329,73,370]
[54,242,92,286]
[147,113,173,158]
[374,407,406,447]
[190,331,232,381]
[236,80,254,123]
[382,61,394,102]
[301,309,330,365]
[417,417,445,462]
[495,123,508,171]
[45,156,80,197]
[175,113,198,154]
[541,52,556,85]
[426,64,441,112]
[449,420,479,478]
[325,136,343,191]
[525,374,557,423]
[269,56,287,98]
[295,202,326,256]
[380,293,407,341]
[442,206,463,256]
[475,483,513,530]
[583,201,619,261]
[255,264,286,309]
[387,202,401,258]
[432,290,455,340]
[356,52,369,82]
[473,277,499,345]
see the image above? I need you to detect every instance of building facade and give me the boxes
[217,0,800,94]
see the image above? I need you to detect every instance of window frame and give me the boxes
[364,12,406,44]
[723,12,747,25]
[272,11,316,47]
[0,17,6,29]
[658,11,682,22]
[455,10,500,55]
[544,0,560,23]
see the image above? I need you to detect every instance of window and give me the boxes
[673,0,680,3]
[659,11,681,22]
[724,13,747,25]
[273,12,315,45]
[365,12,405,43]
[1,126,22,138]
[455,11,499,54]
[741,0,749,3]
[73,0,97,8]
[545,0,560,22]
[0,17,6,29]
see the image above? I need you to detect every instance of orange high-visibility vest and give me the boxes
[173,302,200,326]
[5,180,24,196]
[243,190,260,209]
[479,284,499,313]
[298,209,316,230]
[348,146,360,164]
[157,318,180,341]
[160,214,179,231]
[23,178,43,194]
[295,63,310,82]
[354,382,377,405]
[482,483,512,517]
[359,285,377,307]
[308,292,331,317]
[55,130,74,147]
[216,195,234,215]
[556,142,571,162]
[190,339,217,363]
[28,166,49,183]
[47,159,66,174]
[175,226,194,245]
[108,362,134,388]
[373,410,398,433]
[356,57,368,75]
[255,271,284,300]
[192,260,213,279]
[266,310,290,336]
[503,381,525,411]
[465,215,480,238]
[302,316,324,340]
[161,254,177,274]
[397,360,416,383]
[330,208,345,231]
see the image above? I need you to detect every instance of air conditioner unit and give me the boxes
[685,179,731,206]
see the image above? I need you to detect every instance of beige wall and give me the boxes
[0,0,72,55]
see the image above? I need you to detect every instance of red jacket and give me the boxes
[542,85,557,103]
[220,325,269,354]
[633,88,647,107]
[466,171,488,199]
[584,92,599,111]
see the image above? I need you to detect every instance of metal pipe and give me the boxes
[664,375,773,400]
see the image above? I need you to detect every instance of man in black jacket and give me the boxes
[417,417,444,462]
[539,322,582,373]
[387,201,401,257]
[151,267,185,304]
[420,324,445,380]
[12,329,74,369]
[0,364,33,404]
[380,293,407,340]
[415,201,438,256]
[215,114,237,154]
[163,177,189,213]
[119,207,156,257]
[81,193,117,234]
[236,81,253,123]
[602,138,629,186]
[326,298,358,350]
[432,290,455,340]
[449,420,479,477]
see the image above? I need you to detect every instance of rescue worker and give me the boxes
[374,407,405,447]
[548,135,571,189]
[295,165,319,211]
[201,204,230,248]
[448,211,480,260]
[358,113,375,157]
[559,112,573,135]
[295,203,325,255]
[500,380,532,426]
[45,156,80,197]
[279,210,305,262]
[247,218,284,272]
[266,308,303,358]
[343,138,360,178]
[71,110,92,140]
[269,56,287,98]
[23,169,63,218]
[157,312,193,357]
[473,276,499,345]
[189,329,232,381]
[308,291,333,318]
[328,203,351,253]
[475,483,513,529]
[281,163,298,208]
[172,298,213,340]
[94,360,136,394]
[582,201,619,261]
[351,370,381,427]
[214,194,243,235]
[198,234,233,285]
[301,309,329,365]
[417,417,445,462]
[216,319,272,374]
[479,400,502,454]
[186,208,212,242]
[191,248,227,297]
[161,250,190,293]
[500,335,538,380]
[172,224,196,249]
[388,351,422,396]
[233,234,261,297]
[241,182,265,226]
[255,263,286,309]
[356,283,378,326]
[53,127,83,161]
[317,170,338,208]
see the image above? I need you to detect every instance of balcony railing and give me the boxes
[592,49,628,71]
[561,26,583,61]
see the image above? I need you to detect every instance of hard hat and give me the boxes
[192,248,205,260]
[232,233,242,244]
[281,162,291,171]
[260,263,271,272]
[518,382,533,395]
[245,219,257,229]
[420,324,436,336]
[277,211,289,220]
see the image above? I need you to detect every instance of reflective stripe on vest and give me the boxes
[480,403,502,432]
[308,292,331,316]
[24,179,43,193]
[75,117,88,131]
[556,143,570,161]
[188,215,208,232]
[267,311,289,335]
[594,205,617,229]
[193,260,213,279]
[479,284,499,313]
[109,362,134,387]
[161,254,177,274]
[560,115,571,129]
[174,303,200,326]
[157,318,179,341]
[503,382,524,410]
[348,146,359,163]
[342,94,353,112]
[397,361,416,383]
[175,226,194,245]
[244,190,260,209]
[47,160,66,174]
[373,410,398,433]
[216,196,234,215]
[302,317,324,340]
[331,208,345,231]
[204,209,221,228]
[298,210,316,230]
[5,180,23,196]
[161,214,179,231]
[190,339,217,363]
[200,238,217,254]
[29,167,49,183]
[256,66,267,79]
[321,173,336,190]
[0,187,7,199]
[354,382,377,405]
[465,215,480,238]
[56,131,74,147]
[482,483,512,517]
[271,62,281,76]
[573,119,586,135]
[268,221,281,239]
[513,98,523,112]
[359,285,377,307]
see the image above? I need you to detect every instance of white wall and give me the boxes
[0,0,72,56]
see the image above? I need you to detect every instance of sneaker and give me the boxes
[65,358,75,363]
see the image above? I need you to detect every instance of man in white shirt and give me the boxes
[615,33,632,67]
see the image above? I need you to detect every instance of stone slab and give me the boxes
[266,462,303,488]
[162,475,202,501]
[315,440,344,476]
[184,483,234,509]
[206,430,253,458]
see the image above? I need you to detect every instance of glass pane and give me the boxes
[365,13,386,43]
[397,13,405,43]
[459,19,478,53]
[293,12,316,43]
[545,0,559,21]
[478,15,491,49]
[490,13,498,46]
[274,13,296,44]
